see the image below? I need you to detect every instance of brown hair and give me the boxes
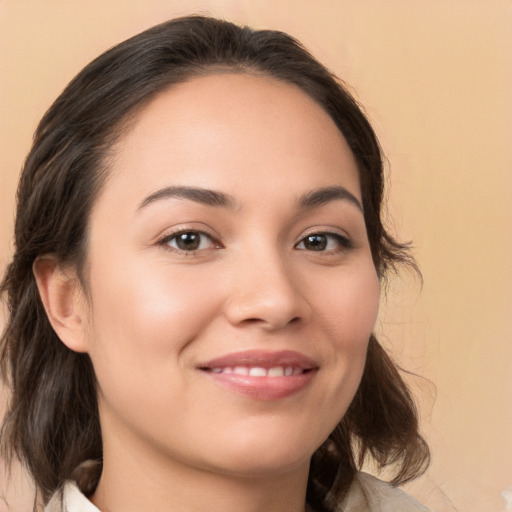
[0,15,429,510]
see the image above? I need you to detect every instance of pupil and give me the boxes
[177,233,200,250]
[306,234,326,251]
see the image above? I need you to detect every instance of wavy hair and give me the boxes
[0,15,429,509]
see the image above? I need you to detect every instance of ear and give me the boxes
[33,255,89,353]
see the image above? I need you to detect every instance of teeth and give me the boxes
[267,366,285,377]
[249,367,267,377]
[209,366,304,376]
[211,366,233,374]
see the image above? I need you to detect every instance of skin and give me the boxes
[36,73,380,512]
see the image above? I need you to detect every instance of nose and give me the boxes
[223,249,311,330]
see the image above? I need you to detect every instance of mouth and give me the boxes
[197,350,318,401]
[206,366,308,377]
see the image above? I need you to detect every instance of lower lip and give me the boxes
[201,370,317,401]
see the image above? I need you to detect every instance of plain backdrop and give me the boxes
[1,2,511,511]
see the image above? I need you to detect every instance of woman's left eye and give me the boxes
[161,231,216,252]
[295,233,351,252]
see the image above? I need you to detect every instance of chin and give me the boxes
[213,450,312,478]
[199,429,321,477]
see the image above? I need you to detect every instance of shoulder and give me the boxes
[335,472,432,512]
[44,481,100,512]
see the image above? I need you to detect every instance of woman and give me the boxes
[0,15,430,512]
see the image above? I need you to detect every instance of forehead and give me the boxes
[98,73,360,211]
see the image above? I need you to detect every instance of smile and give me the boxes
[198,350,318,400]
[208,366,306,376]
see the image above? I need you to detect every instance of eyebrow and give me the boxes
[138,186,237,210]
[138,184,363,213]
[297,186,363,212]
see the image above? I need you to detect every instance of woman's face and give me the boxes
[78,73,380,478]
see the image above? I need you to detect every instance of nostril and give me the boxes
[237,314,302,329]
[241,317,266,325]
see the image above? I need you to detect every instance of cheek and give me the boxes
[82,257,225,434]
[309,259,379,370]
[84,254,222,365]
[316,261,379,397]
[294,263,379,446]
[319,262,380,346]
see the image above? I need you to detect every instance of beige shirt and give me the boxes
[44,472,431,512]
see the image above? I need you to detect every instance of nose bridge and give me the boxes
[224,238,308,329]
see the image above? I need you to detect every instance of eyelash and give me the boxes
[157,229,353,255]
[158,229,221,254]
[294,232,353,252]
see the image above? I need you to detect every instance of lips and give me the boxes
[198,350,318,401]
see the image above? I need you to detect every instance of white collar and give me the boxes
[45,481,100,512]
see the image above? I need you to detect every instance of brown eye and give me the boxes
[303,234,328,251]
[163,231,215,252]
[295,233,352,252]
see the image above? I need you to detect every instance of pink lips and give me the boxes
[198,350,318,401]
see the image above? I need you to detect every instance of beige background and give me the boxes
[1,1,511,511]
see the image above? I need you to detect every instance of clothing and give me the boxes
[44,472,431,512]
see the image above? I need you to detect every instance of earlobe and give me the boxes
[33,255,89,353]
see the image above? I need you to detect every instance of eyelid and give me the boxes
[295,228,353,251]
[299,225,351,240]
[157,225,223,253]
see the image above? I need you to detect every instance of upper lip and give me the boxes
[198,350,318,370]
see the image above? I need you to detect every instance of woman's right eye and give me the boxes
[160,231,217,252]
